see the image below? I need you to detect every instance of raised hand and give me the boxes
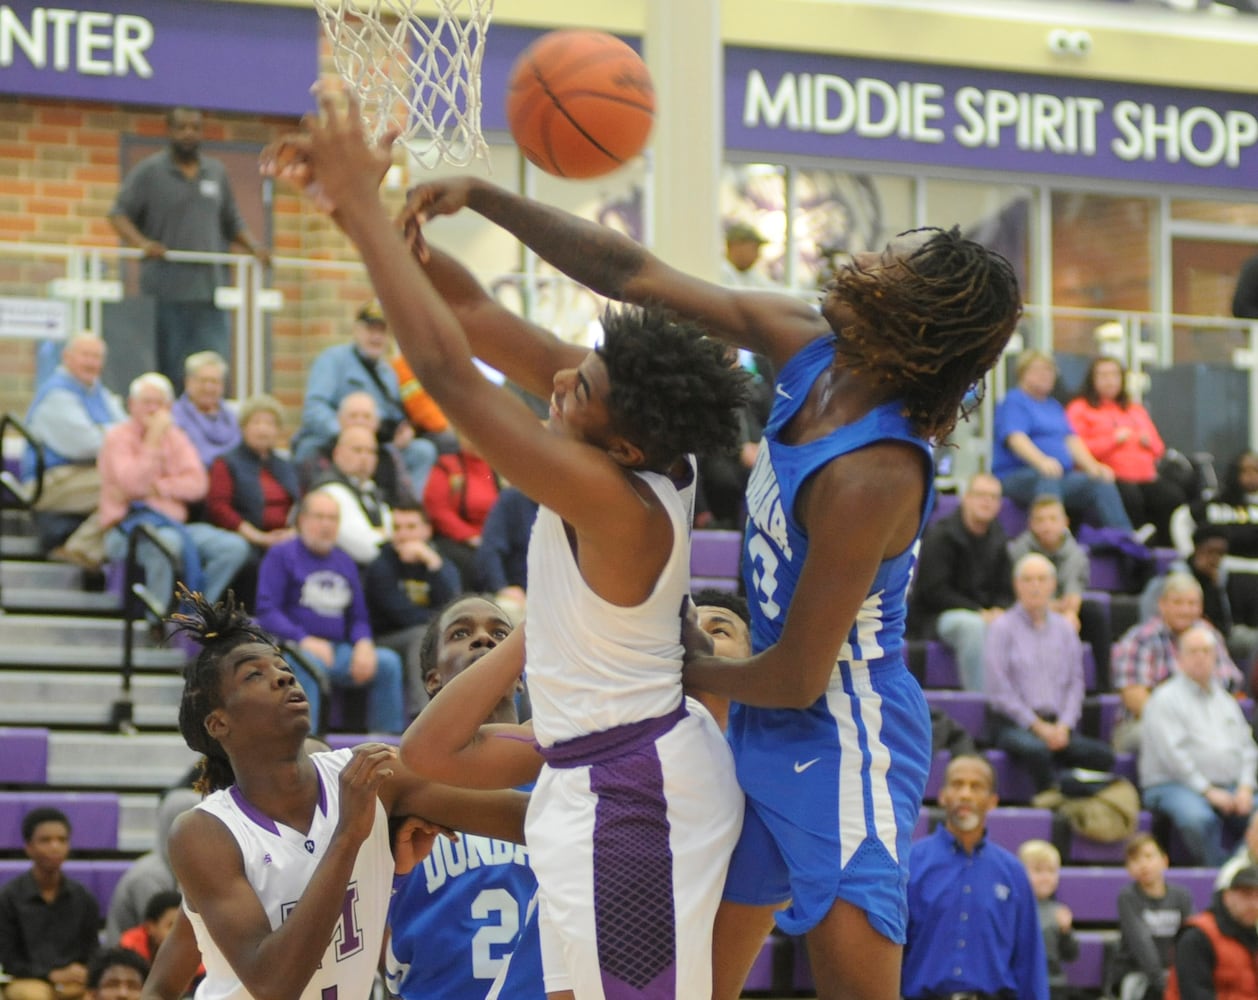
[396,177,478,261]
[335,743,397,846]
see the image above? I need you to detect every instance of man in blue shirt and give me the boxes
[903,754,1049,1000]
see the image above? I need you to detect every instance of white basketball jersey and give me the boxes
[524,460,696,746]
[187,749,393,1000]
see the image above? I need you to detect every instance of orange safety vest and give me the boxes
[391,355,450,434]
[1165,910,1258,1000]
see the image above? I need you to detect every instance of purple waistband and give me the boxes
[538,702,688,769]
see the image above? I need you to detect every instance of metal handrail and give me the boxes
[113,522,181,734]
[0,413,44,610]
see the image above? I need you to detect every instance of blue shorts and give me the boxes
[724,661,931,942]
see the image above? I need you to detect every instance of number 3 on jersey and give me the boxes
[748,532,782,620]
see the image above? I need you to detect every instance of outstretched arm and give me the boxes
[400,628,542,791]
[404,177,828,372]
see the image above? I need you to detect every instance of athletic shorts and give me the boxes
[724,661,931,942]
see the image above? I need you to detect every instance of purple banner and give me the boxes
[725,47,1258,190]
[0,0,320,116]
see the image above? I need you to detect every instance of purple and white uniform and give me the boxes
[523,460,743,999]
[185,749,393,1000]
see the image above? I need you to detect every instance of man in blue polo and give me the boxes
[902,754,1049,1000]
[108,106,270,388]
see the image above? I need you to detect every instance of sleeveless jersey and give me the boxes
[187,750,393,1000]
[523,460,696,746]
[385,834,543,999]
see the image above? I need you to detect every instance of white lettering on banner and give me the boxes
[0,6,153,77]
[742,70,1257,173]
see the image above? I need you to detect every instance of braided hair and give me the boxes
[829,226,1022,441]
[168,588,279,795]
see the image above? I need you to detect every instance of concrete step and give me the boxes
[1,560,82,590]
[0,614,164,648]
[48,732,199,790]
[0,672,183,729]
[0,643,185,672]
[119,792,161,853]
[0,535,40,559]
[2,588,120,615]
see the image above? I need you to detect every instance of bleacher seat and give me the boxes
[922,641,960,689]
[690,530,741,594]
[1056,866,1216,924]
[1066,929,1119,993]
[923,750,950,801]
[0,858,131,914]
[924,689,986,740]
[1067,809,1154,864]
[0,791,119,851]
[997,498,1027,539]
[1081,693,1122,743]
[985,807,1054,853]
[984,749,1038,805]
[0,726,49,784]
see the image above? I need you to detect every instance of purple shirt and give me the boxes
[172,395,240,467]
[983,604,1084,729]
[255,537,372,645]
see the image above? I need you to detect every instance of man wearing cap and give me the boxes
[1165,864,1258,999]
[721,221,776,289]
[291,302,438,496]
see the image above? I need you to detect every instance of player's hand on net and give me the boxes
[391,815,457,876]
[397,178,476,263]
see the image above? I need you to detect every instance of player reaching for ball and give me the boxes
[396,182,1023,999]
[161,589,529,1000]
[265,90,749,1000]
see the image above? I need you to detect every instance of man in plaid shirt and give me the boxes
[1111,572,1244,751]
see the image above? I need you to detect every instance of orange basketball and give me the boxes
[505,30,655,179]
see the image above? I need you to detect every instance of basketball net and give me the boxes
[312,0,493,168]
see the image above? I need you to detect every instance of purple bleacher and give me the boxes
[913,807,934,840]
[928,492,960,525]
[923,750,950,801]
[690,576,739,594]
[1065,930,1116,992]
[1113,752,1137,785]
[997,498,1027,539]
[690,529,742,579]
[985,807,1054,853]
[1152,547,1180,575]
[1088,550,1127,592]
[984,749,1038,805]
[0,859,131,914]
[0,727,49,784]
[1057,866,1217,924]
[0,791,119,851]
[923,641,961,689]
[1082,643,1097,692]
[924,690,987,740]
[1068,810,1153,864]
[1088,693,1122,743]
[323,733,401,752]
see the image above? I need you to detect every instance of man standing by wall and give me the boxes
[107,107,270,388]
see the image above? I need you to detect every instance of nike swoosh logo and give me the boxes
[776,385,792,399]
[794,758,821,773]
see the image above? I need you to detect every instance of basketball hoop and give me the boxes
[312,0,493,168]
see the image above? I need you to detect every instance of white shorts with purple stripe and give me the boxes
[526,698,743,999]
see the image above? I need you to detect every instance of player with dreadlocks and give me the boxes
[163,588,528,1000]
[389,180,1023,1000]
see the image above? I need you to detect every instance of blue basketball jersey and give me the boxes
[386,833,543,1000]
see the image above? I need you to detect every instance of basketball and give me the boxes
[505,30,655,179]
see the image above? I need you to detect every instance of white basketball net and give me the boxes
[312,0,493,167]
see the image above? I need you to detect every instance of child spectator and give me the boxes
[84,948,148,1000]
[0,808,100,1000]
[1113,833,1193,1000]
[1018,839,1078,1000]
[117,891,182,963]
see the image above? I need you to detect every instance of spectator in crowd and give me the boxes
[1233,251,1258,319]
[1114,833,1193,1000]
[474,485,539,618]
[204,393,299,564]
[391,351,458,455]
[984,553,1115,801]
[1166,864,1258,998]
[22,331,125,569]
[1018,839,1078,1000]
[1139,624,1258,867]
[903,754,1049,1000]
[909,472,1014,691]
[0,807,100,1000]
[117,892,181,964]
[98,373,250,605]
[720,221,775,288]
[1111,573,1243,752]
[311,426,395,567]
[1066,356,1185,547]
[104,788,199,945]
[1008,494,1113,687]
[993,349,1133,531]
[422,435,499,591]
[297,390,415,505]
[254,489,406,734]
[84,949,148,1000]
[107,107,269,387]
[363,501,460,716]
[1191,449,1258,629]
[170,352,239,468]
[1217,810,1258,892]
[290,301,437,495]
